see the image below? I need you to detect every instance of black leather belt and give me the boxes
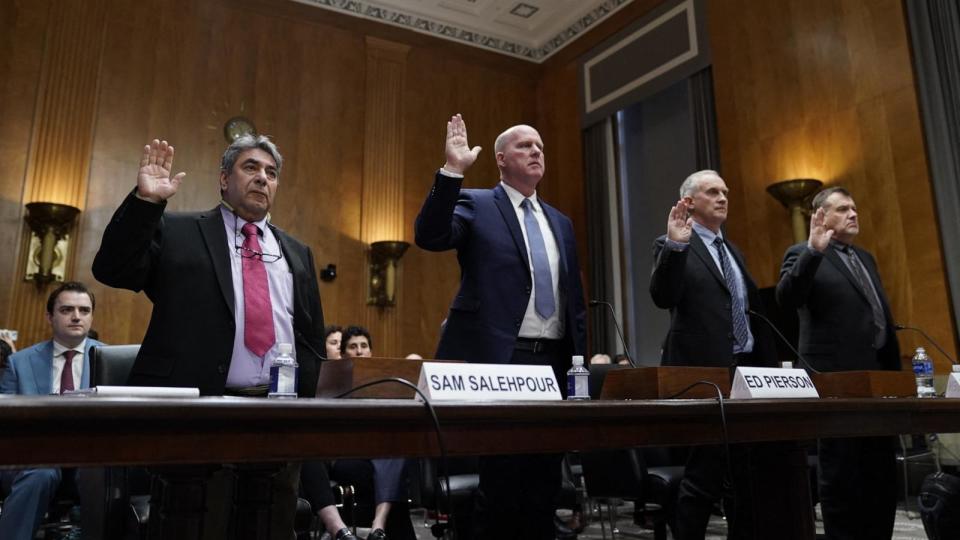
[514,338,562,354]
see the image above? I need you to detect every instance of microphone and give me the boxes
[745,309,820,374]
[588,300,637,368]
[295,330,328,362]
[895,324,959,365]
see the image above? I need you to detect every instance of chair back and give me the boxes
[580,448,647,500]
[90,345,140,386]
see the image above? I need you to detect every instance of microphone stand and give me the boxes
[588,300,637,367]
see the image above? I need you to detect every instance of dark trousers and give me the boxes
[818,437,897,540]
[472,344,566,540]
[676,445,754,540]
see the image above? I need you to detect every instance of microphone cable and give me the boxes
[746,309,820,374]
[666,380,736,521]
[336,378,456,540]
[895,324,959,366]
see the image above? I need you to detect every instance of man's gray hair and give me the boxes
[679,170,720,198]
[220,134,283,176]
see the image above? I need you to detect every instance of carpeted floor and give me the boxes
[403,502,930,539]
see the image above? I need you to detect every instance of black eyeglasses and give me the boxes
[234,214,283,263]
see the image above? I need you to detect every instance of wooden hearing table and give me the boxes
[1,395,956,540]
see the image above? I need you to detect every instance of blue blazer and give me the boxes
[0,339,103,395]
[415,172,586,368]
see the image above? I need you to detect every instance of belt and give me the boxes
[514,338,562,354]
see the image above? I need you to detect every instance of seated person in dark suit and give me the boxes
[0,282,104,540]
[332,326,415,540]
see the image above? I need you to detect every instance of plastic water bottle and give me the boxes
[912,347,935,398]
[567,355,590,400]
[268,343,298,399]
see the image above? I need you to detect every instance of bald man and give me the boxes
[415,114,586,540]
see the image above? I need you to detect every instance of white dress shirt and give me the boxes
[52,338,86,393]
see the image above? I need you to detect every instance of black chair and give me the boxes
[416,456,480,539]
[580,363,681,540]
[89,345,140,387]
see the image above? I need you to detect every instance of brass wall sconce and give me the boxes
[367,241,409,307]
[24,202,80,285]
[766,179,823,244]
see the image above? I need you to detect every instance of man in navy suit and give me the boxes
[0,281,103,540]
[415,114,586,540]
[777,187,899,540]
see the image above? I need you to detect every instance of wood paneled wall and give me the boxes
[0,0,538,357]
[4,0,955,371]
[708,0,958,367]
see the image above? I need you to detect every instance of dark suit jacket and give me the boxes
[92,192,324,396]
[650,233,776,368]
[776,243,900,372]
[414,172,586,369]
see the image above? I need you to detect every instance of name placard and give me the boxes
[417,362,562,402]
[730,367,820,399]
[946,373,960,398]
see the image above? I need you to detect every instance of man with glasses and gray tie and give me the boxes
[93,136,356,540]
[777,187,900,540]
[650,170,776,539]
[415,114,586,540]
[0,281,103,539]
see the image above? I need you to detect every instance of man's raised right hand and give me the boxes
[442,114,481,175]
[136,139,186,203]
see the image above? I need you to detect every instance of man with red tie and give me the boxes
[93,136,355,540]
[0,281,103,539]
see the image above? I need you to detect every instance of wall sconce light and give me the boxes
[766,179,823,244]
[367,241,409,307]
[24,202,80,285]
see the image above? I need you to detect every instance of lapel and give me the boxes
[689,233,727,291]
[197,207,236,316]
[81,340,98,389]
[493,184,530,266]
[29,341,54,394]
[823,245,871,305]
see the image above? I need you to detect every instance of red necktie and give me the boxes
[60,350,76,394]
[241,223,276,357]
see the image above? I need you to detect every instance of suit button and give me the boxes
[218,365,226,374]
[727,333,733,340]
[515,318,521,328]
[525,286,531,294]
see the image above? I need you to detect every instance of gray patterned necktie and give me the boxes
[521,198,555,319]
[713,237,749,349]
[838,245,886,348]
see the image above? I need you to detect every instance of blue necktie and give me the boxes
[521,198,556,319]
[713,237,749,349]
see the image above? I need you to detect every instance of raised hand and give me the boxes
[443,114,481,174]
[136,139,186,203]
[807,207,834,252]
[666,199,693,243]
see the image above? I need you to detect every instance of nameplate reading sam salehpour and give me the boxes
[730,366,820,399]
[417,362,563,401]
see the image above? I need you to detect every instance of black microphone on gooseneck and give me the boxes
[588,300,637,368]
[895,324,959,366]
[745,309,820,374]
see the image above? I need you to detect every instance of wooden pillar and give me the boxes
[8,0,107,347]
[359,37,410,357]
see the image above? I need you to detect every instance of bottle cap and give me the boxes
[278,343,293,355]
[916,346,927,354]
[572,355,584,366]
[780,361,793,369]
